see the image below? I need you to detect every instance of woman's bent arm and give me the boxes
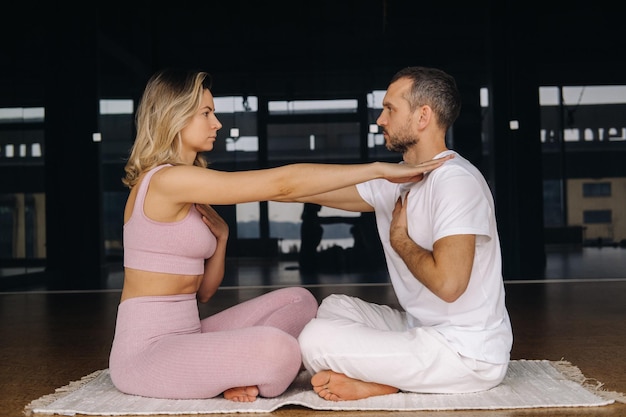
[195,204,229,303]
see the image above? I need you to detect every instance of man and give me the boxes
[297,66,513,401]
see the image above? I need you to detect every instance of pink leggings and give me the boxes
[109,287,318,399]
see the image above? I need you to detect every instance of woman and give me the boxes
[108,68,452,402]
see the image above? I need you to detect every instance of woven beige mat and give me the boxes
[25,359,625,416]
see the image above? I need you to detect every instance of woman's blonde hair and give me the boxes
[122,69,212,189]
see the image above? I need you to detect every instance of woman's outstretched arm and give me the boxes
[158,155,454,207]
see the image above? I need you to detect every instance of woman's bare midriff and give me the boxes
[120,268,203,302]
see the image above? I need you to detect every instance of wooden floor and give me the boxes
[2,248,626,417]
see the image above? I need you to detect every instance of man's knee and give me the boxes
[317,294,353,318]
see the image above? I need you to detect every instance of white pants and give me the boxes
[298,294,507,394]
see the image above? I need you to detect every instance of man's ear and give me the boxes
[417,105,432,128]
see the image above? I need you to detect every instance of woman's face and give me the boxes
[179,89,223,161]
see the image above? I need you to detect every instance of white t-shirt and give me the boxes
[356,150,513,364]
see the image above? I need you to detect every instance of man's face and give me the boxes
[376,78,418,154]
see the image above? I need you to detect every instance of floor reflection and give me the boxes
[102,246,626,291]
[2,245,625,293]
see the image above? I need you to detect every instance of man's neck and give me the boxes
[403,144,449,165]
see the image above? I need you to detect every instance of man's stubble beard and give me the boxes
[385,132,417,154]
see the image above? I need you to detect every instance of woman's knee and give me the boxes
[258,327,302,363]
[285,287,319,313]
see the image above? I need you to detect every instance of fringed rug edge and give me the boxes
[552,359,626,404]
[23,360,626,416]
[23,369,104,416]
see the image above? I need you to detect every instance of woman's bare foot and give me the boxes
[311,370,398,401]
[223,385,259,402]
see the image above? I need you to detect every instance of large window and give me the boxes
[0,108,46,277]
[4,83,625,281]
[258,98,368,258]
[539,85,626,244]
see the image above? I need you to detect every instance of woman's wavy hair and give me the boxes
[122,69,212,189]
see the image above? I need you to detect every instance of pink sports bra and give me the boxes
[123,164,217,275]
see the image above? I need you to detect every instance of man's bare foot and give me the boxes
[311,370,398,401]
[223,385,259,402]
